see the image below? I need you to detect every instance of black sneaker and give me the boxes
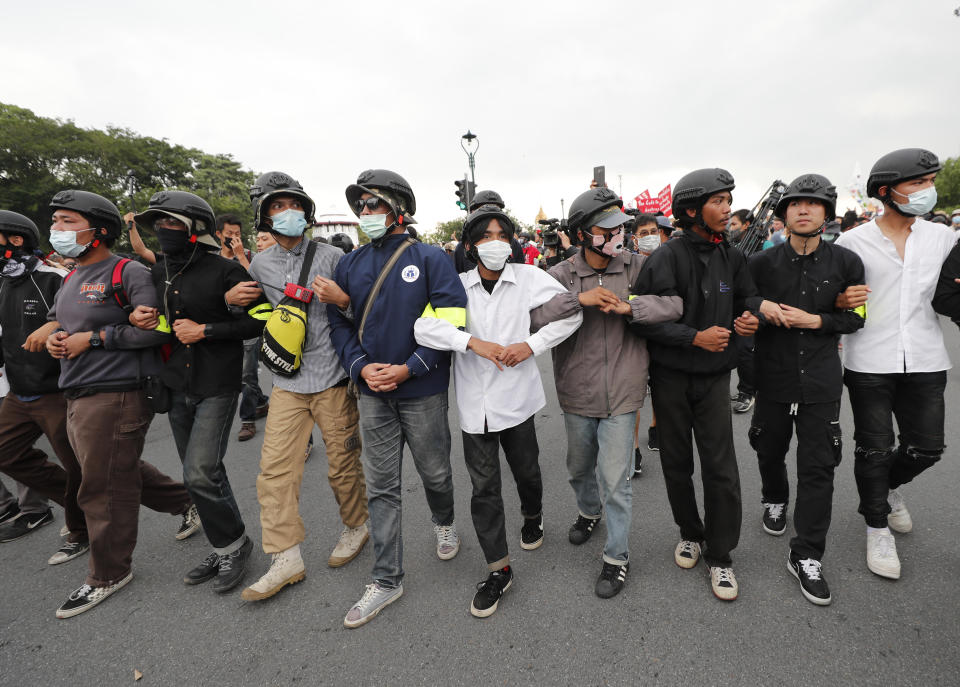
[175,504,201,541]
[762,502,787,536]
[470,567,513,618]
[0,502,20,526]
[595,561,629,598]
[56,573,133,619]
[732,392,755,414]
[633,447,643,477]
[520,516,544,550]
[184,551,220,585]
[787,551,831,606]
[647,426,659,452]
[213,537,253,593]
[568,514,600,545]
[0,509,53,542]
[48,539,90,565]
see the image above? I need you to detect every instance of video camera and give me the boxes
[538,217,572,245]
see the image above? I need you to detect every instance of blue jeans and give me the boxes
[564,411,637,565]
[239,337,269,422]
[168,391,246,553]
[357,391,454,588]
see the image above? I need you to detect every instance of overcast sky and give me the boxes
[4,1,960,235]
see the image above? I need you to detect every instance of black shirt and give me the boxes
[748,238,865,403]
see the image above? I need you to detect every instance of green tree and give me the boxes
[935,156,960,213]
[430,218,466,244]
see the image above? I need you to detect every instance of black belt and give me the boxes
[64,383,144,400]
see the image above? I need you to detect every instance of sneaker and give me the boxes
[0,502,20,526]
[732,392,755,414]
[328,522,369,567]
[674,539,701,569]
[866,529,900,579]
[887,489,913,533]
[255,401,270,419]
[762,502,787,536]
[647,426,659,452]
[0,509,53,542]
[213,537,253,593]
[241,547,306,601]
[59,525,70,537]
[344,582,403,628]
[184,551,220,585]
[304,435,314,461]
[470,567,513,618]
[175,505,201,541]
[595,561,629,599]
[787,551,831,606]
[568,514,600,545]
[237,422,257,442]
[709,565,738,601]
[632,447,643,477]
[520,516,544,551]
[47,539,90,565]
[434,523,460,560]
[55,573,133,619]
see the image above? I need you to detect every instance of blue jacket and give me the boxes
[328,232,467,398]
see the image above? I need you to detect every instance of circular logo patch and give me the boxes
[401,265,420,283]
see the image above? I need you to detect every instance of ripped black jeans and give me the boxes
[749,398,842,560]
[843,370,946,528]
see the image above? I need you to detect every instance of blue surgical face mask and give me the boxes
[270,209,307,237]
[892,186,937,217]
[49,229,93,258]
[358,213,390,240]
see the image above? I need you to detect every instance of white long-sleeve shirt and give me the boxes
[414,262,582,433]
[836,217,957,373]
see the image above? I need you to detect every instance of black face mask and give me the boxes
[545,254,562,267]
[156,227,190,256]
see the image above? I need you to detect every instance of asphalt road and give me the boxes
[2,329,960,686]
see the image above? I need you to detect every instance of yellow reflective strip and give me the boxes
[155,315,171,333]
[628,295,638,301]
[435,307,466,329]
[421,302,437,319]
[852,304,866,320]
[248,303,273,321]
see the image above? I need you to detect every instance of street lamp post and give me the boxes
[461,130,478,210]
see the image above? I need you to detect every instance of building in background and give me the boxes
[311,214,360,245]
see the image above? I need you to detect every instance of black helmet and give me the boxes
[672,168,735,221]
[775,174,838,220]
[469,189,504,212]
[133,190,219,249]
[462,204,516,246]
[330,232,355,253]
[567,187,631,233]
[866,148,942,200]
[0,210,40,249]
[49,190,123,239]
[249,171,316,232]
[345,169,417,225]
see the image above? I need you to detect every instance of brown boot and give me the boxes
[238,422,257,442]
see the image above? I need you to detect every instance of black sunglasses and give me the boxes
[354,197,384,213]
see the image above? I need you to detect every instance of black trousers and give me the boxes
[749,397,842,560]
[461,415,543,570]
[649,365,741,567]
[844,369,946,528]
[735,335,755,397]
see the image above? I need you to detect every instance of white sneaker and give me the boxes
[328,522,369,568]
[344,582,403,628]
[866,530,901,579]
[434,523,460,560]
[674,540,701,569]
[709,565,739,601]
[887,489,913,533]
[241,547,306,601]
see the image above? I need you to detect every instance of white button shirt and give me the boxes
[414,262,582,434]
[836,217,957,373]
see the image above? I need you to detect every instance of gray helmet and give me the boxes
[775,174,838,220]
[469,189,504,212]
[49,190,123,240]
[0,210,40,249]
[567,187,631,233]
[462,204,516,246]
[345,169,417,225]
[672,168,735,220]
[867,148,941,200]
[133,190,219,249]
[249,171,316,232]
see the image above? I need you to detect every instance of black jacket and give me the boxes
[151,251,269,398]
[932,240,960,323]
[0,263,64,395]
[749,239,865,403]
[632,230,762,374]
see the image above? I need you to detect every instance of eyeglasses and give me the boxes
[354,197,385,214]
[154,217,187,230]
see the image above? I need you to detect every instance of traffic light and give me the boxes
[465,180,476,208]
[454,179,467,209]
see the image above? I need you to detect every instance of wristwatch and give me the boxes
[89,331,103,348]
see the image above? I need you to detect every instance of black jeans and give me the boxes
[461,415,542,570]
[239,337,269,422]
[649,365,741,567]
[843,369,946,528]
[735,335,755,397]
[749,398,842,560]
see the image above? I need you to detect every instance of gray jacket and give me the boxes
[533,250,682,418]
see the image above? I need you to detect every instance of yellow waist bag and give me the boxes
[260,241,317,377]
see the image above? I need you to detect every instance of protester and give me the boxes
[453,190,523,272]
[215,213,251,269]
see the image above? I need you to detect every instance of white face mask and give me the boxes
[636,235,661,253]
[475,240,512,271]
[891,186,937,217]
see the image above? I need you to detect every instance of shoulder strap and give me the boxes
[296,240,318,287]
[63,268,77,284]
[111,258,132,310]
[357,237,416,344]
